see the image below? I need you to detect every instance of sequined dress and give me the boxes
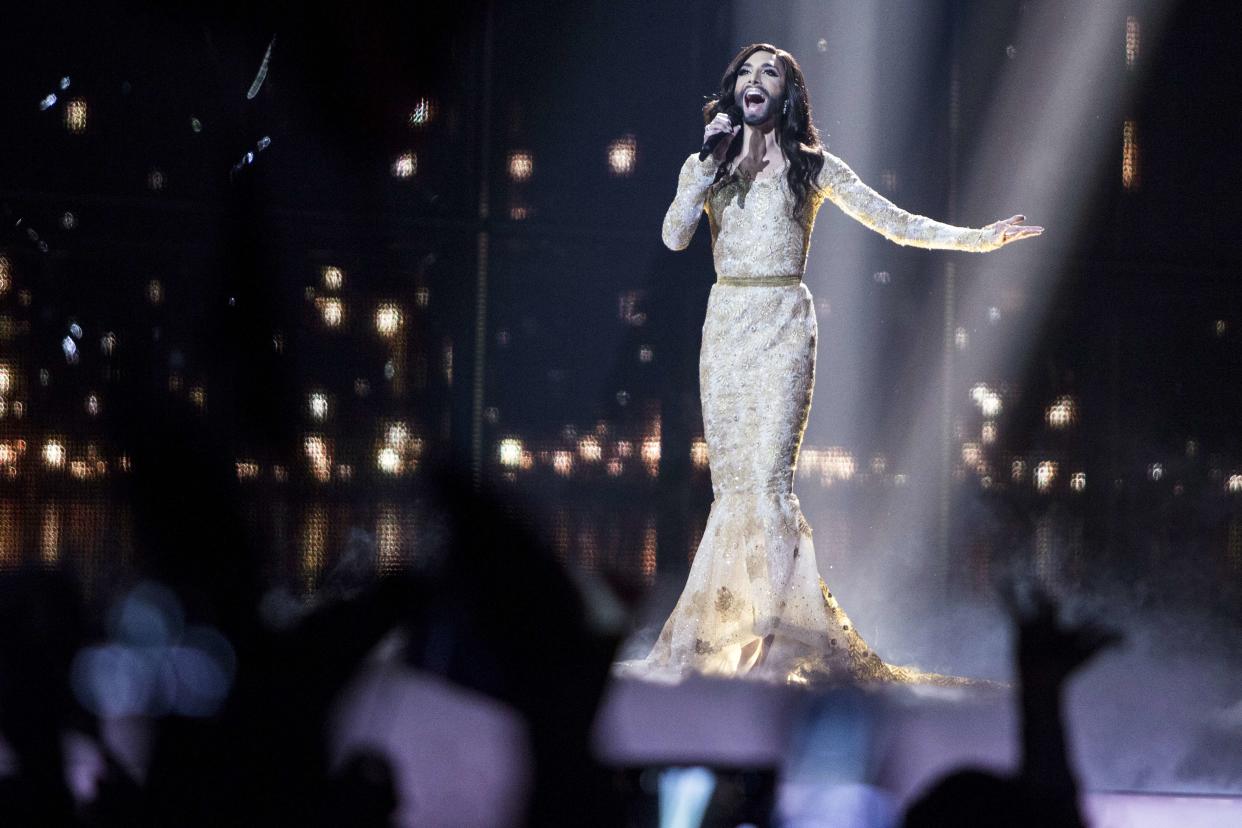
[625,149,1004,685]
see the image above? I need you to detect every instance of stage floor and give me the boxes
[593,675,1242,826]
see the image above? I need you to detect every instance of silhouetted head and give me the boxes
[903,769,1025,828]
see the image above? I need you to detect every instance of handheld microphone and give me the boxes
[699,106,742,161]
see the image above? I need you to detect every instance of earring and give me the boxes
[783,99,790,116]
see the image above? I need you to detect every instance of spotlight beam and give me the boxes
[878,0,1175,602]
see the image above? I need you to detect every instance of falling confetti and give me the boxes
[230,151,255,179]
[190,117,203,133]
[17,219,50,253]
[59,76,71,90]
[62,336,79,364]
[39,93,58,111]
[229,137,273,179]
[69,322,83,339]
[246,36,275,100]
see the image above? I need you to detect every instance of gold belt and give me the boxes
[715,275,802,287]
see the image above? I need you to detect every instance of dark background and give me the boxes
[1,0,1240,655]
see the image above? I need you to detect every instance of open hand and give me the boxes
[1000,580,1122,687]
[986,214,1044,247]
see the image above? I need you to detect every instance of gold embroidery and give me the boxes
[716,275,801,287]
[715,586,741,621]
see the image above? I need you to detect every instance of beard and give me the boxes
[736,91,777,126]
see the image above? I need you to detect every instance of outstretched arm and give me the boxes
[1003,581,1121,828]
[661,153,719,251]
[817,149,1042,252]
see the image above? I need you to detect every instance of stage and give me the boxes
[591,675,1242,826]
[4,0,1242,824]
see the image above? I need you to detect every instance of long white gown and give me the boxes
[625,149,1004,685]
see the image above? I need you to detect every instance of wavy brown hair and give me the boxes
[703,43,826,219]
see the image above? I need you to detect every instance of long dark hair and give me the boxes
[703,43,826,219]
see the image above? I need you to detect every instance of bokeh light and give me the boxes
[690,438,709,469]
[507,151,534,182]
[321,266,344,290]
[577,435,602,462]
[386,422,409,449]
[970,383,1003,417]
[376,446,402,475]
[43,439,67,469]
[1035,460,1057,492]
[317,297,344,328]
[408,97,437,127]
[1046,395,1077,429]
[1126,16,1141,68]
[499,437,523,468]
[1122,119,1140,190]
[308,392,329,421]
[73,583,236,719]
[374,303,402,337]
[606,134,638,176]
[641,436,661,476]
[303,434,332,483]
[392,152,417,178]
[63,97,88,132]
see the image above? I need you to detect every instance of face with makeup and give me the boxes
[733,49,787,128]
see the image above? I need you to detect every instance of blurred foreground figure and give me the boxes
[0,568,86,824]
[0,397,620,825]
[127,411,624,826]
[903,585,1121,828]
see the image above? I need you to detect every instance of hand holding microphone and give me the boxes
[700,106,742,162]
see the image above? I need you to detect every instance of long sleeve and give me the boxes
[816,149,1003,253]
[661,153,719,251]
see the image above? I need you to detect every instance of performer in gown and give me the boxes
[625,43,1043,685]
